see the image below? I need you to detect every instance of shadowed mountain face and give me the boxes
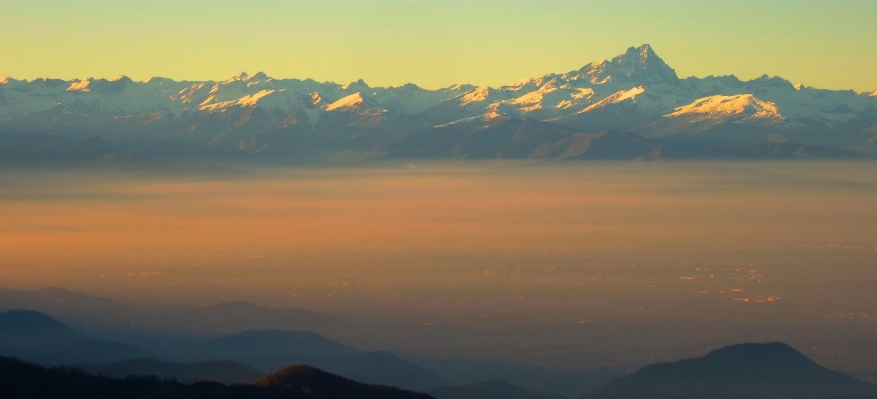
[184,330,359,367]
[0,309,448,391]
[583,342,877,399]
[72,358,265,384]
[0,309,152,365]
[0,287,344,336]
[0,356,437,399]
[417,358,626,398]
[428,379,567,399]
[337,351,451,392]
[381,118,662,160]
[381,119,867,161]
[177,330,449,391]
[254,364,436,399]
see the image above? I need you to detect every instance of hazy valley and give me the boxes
[2,161,877,398]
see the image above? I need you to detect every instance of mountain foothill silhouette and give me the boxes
[3,309,877,399]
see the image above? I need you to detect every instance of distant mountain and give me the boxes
[254,364,436,399]
[175,330,449,391]
[72,358,264,384]
[416,358,629,398]
[0,133,136,165]
[141,301,344,335]
[335,351,451,393]
[381,119,661,160]
[2,44,875,160]
[0,307,447,391]
[381,119,865,161]
[0,287,344,336]
[182,330,359,367]
[428,379,567,399]
[0,310,151,365]
[582,342,877,399]
[418,357,626,398]
[0,356,436,399]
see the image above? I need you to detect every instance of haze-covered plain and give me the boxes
[2,161,877,376]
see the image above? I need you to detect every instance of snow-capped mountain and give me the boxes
[1,44,875,159]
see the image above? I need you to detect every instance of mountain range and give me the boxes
[0,309,151,365]
[2,44,876,161]
[0,309,446,391]
[72,358,265,384]
[4,309,877,398]
[0,287,620,396]
[0,287,343,336]
[0,356,435,399]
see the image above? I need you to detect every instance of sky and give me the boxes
[1,0,876,92]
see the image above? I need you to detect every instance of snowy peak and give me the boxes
[341,79,369,91]
[460,86,495,105]
[580,86,647,113]
[748,74,795,91]
[67,79,92,92]
[225,72,250,83]
[64,77,131,94]
[665,94,783,123]
[578,44,678,84]
[326,92,381,112]
[223,71,270,84]
[2,43,876,157]
[198,89,277,111]
[305,92,324,109]
[614,44,662,68]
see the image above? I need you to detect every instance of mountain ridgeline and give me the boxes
[0,309,446,391]
[0,287,344,335]
[2,45,876,162]
[2,309,877,398]
[0,309,151,365]
[0,356,435,399]
[583,342,877,399]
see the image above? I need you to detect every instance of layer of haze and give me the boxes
[1,161,877,374]
[1,0,876,92]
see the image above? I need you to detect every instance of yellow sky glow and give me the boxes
[1,1,875,92]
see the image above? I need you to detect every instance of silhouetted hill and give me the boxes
[418,357,626,398]
[255,364,436,399]
[180,330,449,391]
[143,301,344,334]
[0,310,151,364]
[0,356,436,399]
[333,351,451,392]
[73,358,264,384]
[0,287,344,335]
[183,329,356,368]
[583,342,877,399]
[429,379,567,399]
[0,302,447,391]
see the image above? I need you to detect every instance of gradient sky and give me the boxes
[1,0,875,92]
